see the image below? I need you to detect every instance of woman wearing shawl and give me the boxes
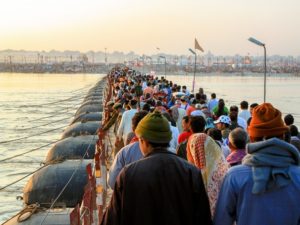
[187,132,229,215]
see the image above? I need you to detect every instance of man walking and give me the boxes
[102,111,212,225]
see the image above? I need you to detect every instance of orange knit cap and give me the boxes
[248,103,288,138]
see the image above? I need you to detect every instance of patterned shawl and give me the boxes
[187,133,229,215]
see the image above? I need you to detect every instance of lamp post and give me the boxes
[142,55,145,75]
[189,48,197,93]
[159,56,166,79]
[146,56,152,72]
[248,37,267,103]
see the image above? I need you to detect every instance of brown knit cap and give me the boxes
[248,103,288,138]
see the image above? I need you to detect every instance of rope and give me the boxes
[17,203,47,222]
[28,94,85,107]
[0,125,67,144]
[0,140,59,163]
[0,165,48,191]
[16,116,72,131]
[39,134,97,225]
[27,104,81,123]
[0,158,65,191]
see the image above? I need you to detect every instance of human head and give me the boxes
[230,105,239,113]
[211,93,216,99]
[131,110,149,132]
[129,99,138,109]
[229,106,239,122]
[250,103,258,115]
[199,87,204,94]
[135,111,171,155]
[214,115,231,130]
[229,127,248,149]
[248,103,288,142]
[195,104,201,110]
[284,114,294,126]
[240,101,249,110]
[207,128,222,142]
[181,115,190,132]
[142,103,151,112]
[190,116,206,133]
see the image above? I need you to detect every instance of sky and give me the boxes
[0,0,299,56]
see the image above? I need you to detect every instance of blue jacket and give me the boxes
[214,138,300,225]
[108,142,143,189]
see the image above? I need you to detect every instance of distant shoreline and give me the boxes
[1,61,300,76]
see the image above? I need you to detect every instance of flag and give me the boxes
[195,38,204,52]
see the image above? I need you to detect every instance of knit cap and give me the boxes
[135,111,172,143]
[248,103,288,138]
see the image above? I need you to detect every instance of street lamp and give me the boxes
[189,48,197,93]
[146,56,152,72]
[159,56,166,79]
[248,37,267,103]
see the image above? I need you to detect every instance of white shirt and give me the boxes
[237,117,247,130]
[176,108,187,134]
[168,123,179,153]
[238,110,251,122]
[117,108,138,144]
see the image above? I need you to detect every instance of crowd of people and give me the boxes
[100,67,300,225]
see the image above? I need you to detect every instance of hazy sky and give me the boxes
[0,0,299,56]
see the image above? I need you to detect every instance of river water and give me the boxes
[0,73,103,223]
[0,72,300,223]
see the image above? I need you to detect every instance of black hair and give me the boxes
[250,103,259,109]
[284,114,294,126]
[182,115,190,123]
[230,105,239,112]
[211,93,216,99]
[240,101,249,109]
[142,103,151,112]
[207,128,222,141]
[132,111,149,131]
[216,99,226,118]
[190,116,206,133]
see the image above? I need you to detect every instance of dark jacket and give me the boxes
[101,150,212,225]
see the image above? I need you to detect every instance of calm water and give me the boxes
[0,72,300,223]
[0,73,103,223]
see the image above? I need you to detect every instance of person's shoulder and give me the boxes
[289,165,300,176]
[226,165,252,178]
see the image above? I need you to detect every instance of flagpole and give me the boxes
[189,48,197,93]
[193,38,204,94]
[193,49,197,93]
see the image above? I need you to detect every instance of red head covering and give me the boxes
[248,103,288,138]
